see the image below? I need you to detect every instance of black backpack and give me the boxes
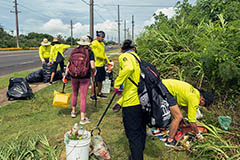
[128,53,171,128]
[7,78,34,101]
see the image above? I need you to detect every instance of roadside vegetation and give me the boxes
[136,0,240,159]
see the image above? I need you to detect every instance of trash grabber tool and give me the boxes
[91,92,117,136]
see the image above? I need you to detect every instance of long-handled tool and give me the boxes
[91,92,117,136]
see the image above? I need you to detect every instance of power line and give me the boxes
[18,4,53,19]
[98,4,173,8]
[94,9,106,22]
[80,0,89,5]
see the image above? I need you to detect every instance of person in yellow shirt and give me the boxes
[39,38,52,63]
[90,31,110,100]
[114,39,146,160]
[161,79,213,147]
[49,37,70,85]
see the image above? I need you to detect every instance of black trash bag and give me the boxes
[42,63,52,83]
[25,69,43,83]
[7,77,34,101]
[53,70,63,81]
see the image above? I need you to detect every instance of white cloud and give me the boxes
[41,19,70,36]
[39,19,118,38]
[144,7,176,26]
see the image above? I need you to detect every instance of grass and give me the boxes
[0,69,41,89]
[0,51,192,160]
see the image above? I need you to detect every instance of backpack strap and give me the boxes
[127,52,141,87]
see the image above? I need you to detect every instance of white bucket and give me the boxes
[64,131,91,160]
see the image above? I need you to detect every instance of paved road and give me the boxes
[0,47,118,76]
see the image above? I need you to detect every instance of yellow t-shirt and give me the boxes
[39,45,52,60]
[90,40,109,67]
[114,51,140,107]
[50,44,70,62]
[162,79,200,122]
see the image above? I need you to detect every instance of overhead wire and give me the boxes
[80,0,90,5]
[18,3,53,19]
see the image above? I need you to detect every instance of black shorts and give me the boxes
[159,81,177,107]
[95,66,106,82]
[51,61,65,73]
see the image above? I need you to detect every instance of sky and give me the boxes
[0,0,196,42]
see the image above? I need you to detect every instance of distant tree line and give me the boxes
[0,27,117,48]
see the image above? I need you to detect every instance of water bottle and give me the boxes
[78,126,85,139]
[71,123,79,136]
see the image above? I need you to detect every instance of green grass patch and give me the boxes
[0,68,40,89]
[0,53,192,160]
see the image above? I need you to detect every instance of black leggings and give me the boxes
[51,60,64,73]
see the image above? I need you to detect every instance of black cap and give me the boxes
[96,31,105,38]
[200,90,214,107]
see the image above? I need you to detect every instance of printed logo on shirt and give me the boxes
[123,57,128,62]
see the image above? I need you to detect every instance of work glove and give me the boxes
[62,73,68,83]
[114,88,122,95]
[196,133,204,140]
[107,62,114,71]
[91,71,95,77]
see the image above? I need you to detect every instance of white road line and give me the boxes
[19,61,35,65]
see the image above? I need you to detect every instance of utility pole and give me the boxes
[117,5,120,45]
[11,0,20,48]
[132,15,134,42]
[124,20,126,40]
[90,0,94,39]
[70,20,73,46]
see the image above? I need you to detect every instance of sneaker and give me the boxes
[165,139,180,147]
[49,82,53,85]
[112,103,122,113]
[80,117,91,125]
[97,94,107,99]
[90,95,97,101]
[71,112,77,118]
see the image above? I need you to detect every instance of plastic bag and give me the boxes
[7,77,34,101]
[218,116,232,130]
[42,63,52,83]
[25,69,43,83]
[90,135,110,160]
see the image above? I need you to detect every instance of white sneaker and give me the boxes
[71,112,77,118]
[80,118,91,125]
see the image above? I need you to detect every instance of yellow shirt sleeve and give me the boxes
[114,55,134,89]
[187,95,199,122]
[39,46,44,60]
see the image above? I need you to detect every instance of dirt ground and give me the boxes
[0,82,49,107]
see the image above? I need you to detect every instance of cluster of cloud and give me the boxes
[25,7,176,40]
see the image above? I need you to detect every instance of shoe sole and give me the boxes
[164,143,175,147]
[79,121,91,125]
[89,98,97,101]
[97,96,107,99]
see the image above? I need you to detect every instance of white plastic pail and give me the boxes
[64,131,91,160]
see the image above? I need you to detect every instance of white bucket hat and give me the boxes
[77,36,91,46]
[41,38,51,46]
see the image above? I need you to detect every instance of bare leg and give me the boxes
[50,72,55,83]
[91,81,95,96]
[97,82,102,95]
[81,112,85,120]
[168,105,183,141]
[72,106,76,113]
